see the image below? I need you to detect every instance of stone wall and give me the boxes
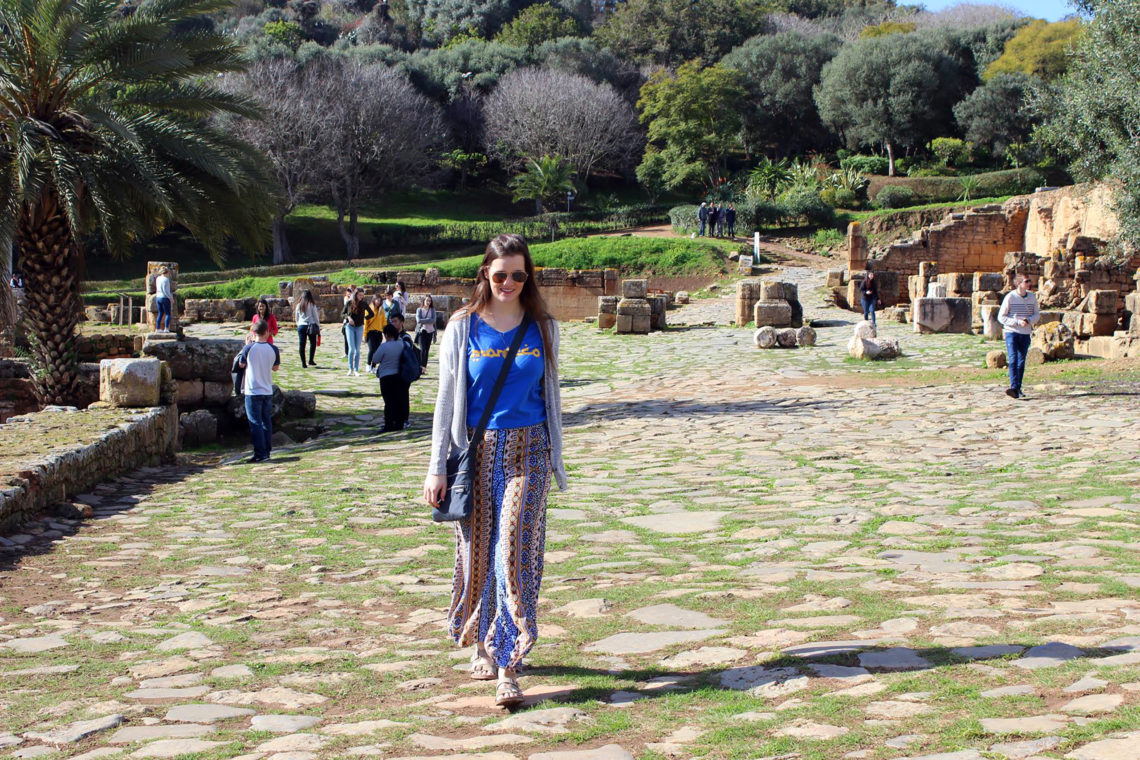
[1024,184,1120,255]
[76,333,141,362]
[183,268,720,324]
[0,359,36,423]
[0,405,177,533]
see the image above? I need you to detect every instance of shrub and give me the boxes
[931,137,972,167]
[820,187,859,209]
[669,204,700,235]
[840,155,890,176]
[871,168,1046,206]
[737,198,786,229]
[778,186,835,226]
[874,185,919,209]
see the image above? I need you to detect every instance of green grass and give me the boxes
[420,236,737,279]
[840,195,1015,223]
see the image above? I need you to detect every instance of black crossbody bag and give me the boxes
[433,315,532,523]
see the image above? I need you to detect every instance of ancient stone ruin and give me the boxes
[754,324,816,349]
[735,279,803,329]
[848,321,901,361]
[600,279,667,334]
[837,183,1140,359]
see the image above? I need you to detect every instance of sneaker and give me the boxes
[1005,388,1018,398]
[1018,391,1028,399]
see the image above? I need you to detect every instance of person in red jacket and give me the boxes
[251,298,279,344]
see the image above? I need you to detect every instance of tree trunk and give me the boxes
[886,141,896,177]
[342,207,360,260]
[272,214,293,265]
[17,193,82,405]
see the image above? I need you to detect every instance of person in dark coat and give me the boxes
[708,203,720,237]
[696,202,708,236]
[726,204,737,238]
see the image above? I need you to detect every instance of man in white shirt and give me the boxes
[154,267,174,332]
[237,320,280,462]
[997,273,1040,400]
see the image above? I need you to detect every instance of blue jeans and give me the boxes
[1005,331,1031,393]
[345,324,363,371]
[156,297,171,331]
[245,394,273,459]
[698,220,706,236]
[861,295,877,326]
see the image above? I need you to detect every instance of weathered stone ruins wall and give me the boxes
[0,405,177,533]
[182,267,717,324]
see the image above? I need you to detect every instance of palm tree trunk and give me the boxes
[18,193,82,405]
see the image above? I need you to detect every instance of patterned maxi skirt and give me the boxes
[447,423,551,670]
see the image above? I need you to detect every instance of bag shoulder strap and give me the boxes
[468,314,532,452]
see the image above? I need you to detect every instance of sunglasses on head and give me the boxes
[488,269,528,284]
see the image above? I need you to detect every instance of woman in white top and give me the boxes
[294,290,320,368]
[414,295,436,372]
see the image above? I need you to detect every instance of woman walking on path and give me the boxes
[415,295,436,372]
[252,298,279,344]
[423,234,566,709]
[365,294,388,367]
[294,290,320,368]
[860,264,881,327]
[154,267,173,332]
[998,273,1039,399]
[342,289,373,377]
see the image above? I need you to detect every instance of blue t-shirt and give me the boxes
[466,315,546,430]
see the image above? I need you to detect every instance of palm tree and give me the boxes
[0,0,276,404]
[509,156,576,215]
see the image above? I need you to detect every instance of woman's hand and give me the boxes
[423,474,447,507]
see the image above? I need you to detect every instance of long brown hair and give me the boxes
[460,234,554,368]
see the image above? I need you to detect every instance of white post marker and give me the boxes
[753,232,761,265]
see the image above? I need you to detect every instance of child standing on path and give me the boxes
[998,273,1040,399]
[237,320,279,463]
[423,234,566,709]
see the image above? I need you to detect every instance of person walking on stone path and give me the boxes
[237,319,280,463]
[697,202,708,236]
[342,288,373,377]
[382,286,403,322]
[364,294,388,367]
[372,324,408,432]
[251,298,278,344]
[860,264,881,327]
[154,267,173,332]
[294,290,320,368]
[341,285,355,357]
[999,273,1040,399]
[415,294,437,373]
[423,233,566,709]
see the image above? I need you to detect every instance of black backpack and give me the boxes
[398,336,421,384]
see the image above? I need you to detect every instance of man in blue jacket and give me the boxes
[697,202,708,236]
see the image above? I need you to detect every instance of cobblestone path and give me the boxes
[3,269,1140,760]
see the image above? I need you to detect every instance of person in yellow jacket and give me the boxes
[364,294,388,367]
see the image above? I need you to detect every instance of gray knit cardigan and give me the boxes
[428,312,567,491]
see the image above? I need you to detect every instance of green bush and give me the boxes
[874,185,919,209]
[778,186,835,226]
[876,168,1044,205]
[669,204,701,235]
[840,154,890,175]
[820,187,860,209]
[931,137,972,167]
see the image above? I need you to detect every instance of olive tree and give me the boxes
[314,62,445,259]
[483,67,641,183]
[227,59,329,264]
[814,32,962,175]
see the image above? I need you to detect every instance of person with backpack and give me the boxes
[372,324,410,432]
[422,233,566,709]
[236,320,280,462]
